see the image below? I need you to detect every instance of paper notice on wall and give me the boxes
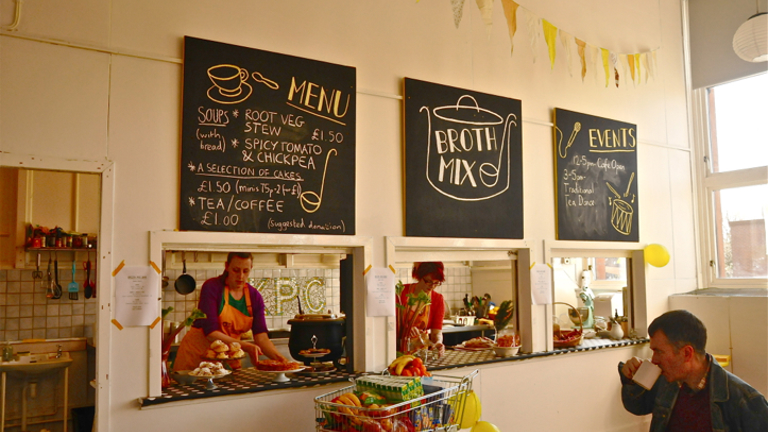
[366,267,396,317]
[530,263,553,305]
[115,266,159,326]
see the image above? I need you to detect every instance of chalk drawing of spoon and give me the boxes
[557,121,581,159]
[251,71,279,90]
[300,149,337,213]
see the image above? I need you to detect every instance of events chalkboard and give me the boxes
[553,108,638,242]
[180,37,356,234]
[404,78,523,239]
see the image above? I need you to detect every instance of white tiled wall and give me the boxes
[0,265,467,341]
[395,264,473,316]
[0,269,98,342]
[161,267,340,332]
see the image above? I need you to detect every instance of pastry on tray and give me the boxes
[461,336,495,349]
[190,361,228,377]
[210,340,229,353]
[299,347,331,356]
[231,349,246,359]
[229,341,241,351]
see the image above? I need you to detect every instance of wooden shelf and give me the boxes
[25,247,95,252]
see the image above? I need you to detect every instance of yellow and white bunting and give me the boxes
[432,0,660,89]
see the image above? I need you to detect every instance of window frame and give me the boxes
[691,82,768,289]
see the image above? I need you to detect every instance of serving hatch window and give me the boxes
[161,251,344,332]
[552,254,638,348]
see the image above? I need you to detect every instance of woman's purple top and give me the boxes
[191,275,269,336]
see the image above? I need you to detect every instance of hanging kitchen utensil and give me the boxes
[53,254,63,299]
[46,257,54,299]
[91,250,96,298]
[174,252,196,295]
[84,259,92,299]
[161,250,169,288]
[68,262,79,300]
[33,253,43,279]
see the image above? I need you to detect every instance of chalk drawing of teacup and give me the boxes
[207,64,253,104]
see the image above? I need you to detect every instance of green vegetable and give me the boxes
[493,300,515,331]
[183,308,206,327]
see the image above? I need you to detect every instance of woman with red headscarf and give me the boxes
[397,262,446,357]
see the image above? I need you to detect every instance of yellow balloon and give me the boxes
[644,244,670,267]
[458,390,482,429]
[471,421,501,432]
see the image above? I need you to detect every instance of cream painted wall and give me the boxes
[0,0,696,431]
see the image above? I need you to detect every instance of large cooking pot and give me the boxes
[423,95,517,201]
[287,314,345,366]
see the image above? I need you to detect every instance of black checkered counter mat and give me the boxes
[141,338,648,407]
[426,337,649,371]
[141,368,356,407]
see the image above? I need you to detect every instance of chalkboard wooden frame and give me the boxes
[403,78,523,239]
[553,108,639,242]
[180,36,356,235]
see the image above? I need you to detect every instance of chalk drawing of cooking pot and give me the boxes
[421,95,517,201]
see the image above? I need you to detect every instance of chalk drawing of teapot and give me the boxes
[421,95,517,201]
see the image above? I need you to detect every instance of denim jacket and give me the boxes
[618,355,768,432]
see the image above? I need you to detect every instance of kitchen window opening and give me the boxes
[148,231,372,400]
[385,237,530,371]
[553,256,636,350]
[546,243,650,354]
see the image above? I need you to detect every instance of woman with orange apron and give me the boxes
[173,252,286,372]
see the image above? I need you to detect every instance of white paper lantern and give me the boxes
[733,13,768,62]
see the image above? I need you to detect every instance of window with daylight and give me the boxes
[694,73,768,286]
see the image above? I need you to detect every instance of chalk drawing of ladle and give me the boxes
[479,113,517,188]
[300,149,337,213]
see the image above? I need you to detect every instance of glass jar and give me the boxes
[494,327,519,347]
[2,343,13,362]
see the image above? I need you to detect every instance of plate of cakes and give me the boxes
[255,359,306,382]
[204,340,246,360]
[187,361,231,389]
[188,361,231,380]
[298,347,331,359]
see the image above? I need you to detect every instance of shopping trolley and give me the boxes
[314,369,478,431]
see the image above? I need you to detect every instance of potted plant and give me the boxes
[492,300,518,346]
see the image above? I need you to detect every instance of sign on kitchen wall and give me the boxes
[180,37,356,234]
[553,108,639,242]
[403,78,523,239]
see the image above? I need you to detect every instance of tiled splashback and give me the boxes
[0,264,474,341]
[395,265,473,315]
[162,268,340,332]
[164,265,472,332]
[0,269,98,342]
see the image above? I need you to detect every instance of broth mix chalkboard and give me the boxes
[404,78,523,239]
[553,108,638,241]
[180,37,356,234]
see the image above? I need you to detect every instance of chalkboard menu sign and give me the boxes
[553,108,638,242]
[180,37,356,234]
[404,78,523,239]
